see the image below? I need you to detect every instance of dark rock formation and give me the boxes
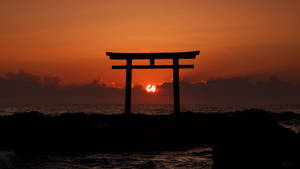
[0,109,299,168]
[212,110,299,169]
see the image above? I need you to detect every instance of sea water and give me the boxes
[1,104,300,115]
[0,104,299,169]
[8,147,212,169]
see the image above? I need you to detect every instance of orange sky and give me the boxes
[0,0,299,86]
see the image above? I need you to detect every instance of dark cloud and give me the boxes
[0,71,123,104]
[180,76,300,104]
[0,71,299,104]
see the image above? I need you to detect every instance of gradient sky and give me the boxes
[1,0,299,86]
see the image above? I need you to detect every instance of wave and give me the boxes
[0,150,15,169]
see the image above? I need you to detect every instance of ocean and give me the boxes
[1,104,300,115]
[0,104,299,169]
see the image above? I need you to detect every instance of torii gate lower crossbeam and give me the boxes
[106,51,200,114]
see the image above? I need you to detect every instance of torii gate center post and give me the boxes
[106,51,200,114]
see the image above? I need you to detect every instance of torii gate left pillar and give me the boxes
[106,51,199,114]
[125,58,132,114]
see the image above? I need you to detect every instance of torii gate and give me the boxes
[106,51,200,114]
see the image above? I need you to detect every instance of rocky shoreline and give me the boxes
[0,109,299,168]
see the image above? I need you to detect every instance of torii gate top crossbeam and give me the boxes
[106,51,199,60]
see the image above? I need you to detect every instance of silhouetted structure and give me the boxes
[107,51,200,114]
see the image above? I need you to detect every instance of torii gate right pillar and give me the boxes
[173,58,180,113]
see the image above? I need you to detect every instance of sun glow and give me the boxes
[146,84,156,93]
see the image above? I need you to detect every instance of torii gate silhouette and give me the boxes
[107,51,200,114]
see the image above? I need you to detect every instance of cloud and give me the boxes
[0,71,299,104]
[0,71,123,104]
[180,76,300,104]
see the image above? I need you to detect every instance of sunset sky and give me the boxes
[1,0,299,86]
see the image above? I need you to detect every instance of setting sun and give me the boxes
[146,84,156,93]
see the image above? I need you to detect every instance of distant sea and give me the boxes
[0,104,299,169]
[1,104,300,115]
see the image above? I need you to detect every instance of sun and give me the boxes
[146,84,156,93]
